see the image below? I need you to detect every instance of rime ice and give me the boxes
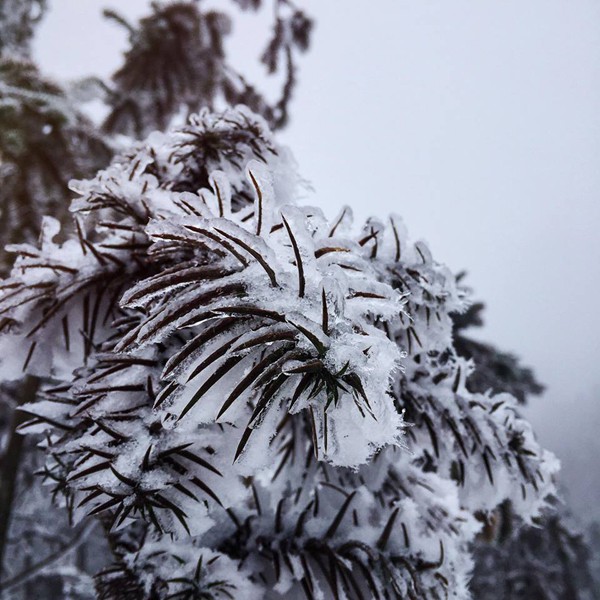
[0,108,557,599]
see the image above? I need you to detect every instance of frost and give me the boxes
[0,107,557,599]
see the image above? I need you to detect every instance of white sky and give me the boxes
[35,0,600,521]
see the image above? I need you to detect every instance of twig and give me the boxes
[0,520,97,593]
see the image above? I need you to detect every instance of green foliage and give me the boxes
[0,58,110,267]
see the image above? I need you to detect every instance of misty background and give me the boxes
[34,0,600,523]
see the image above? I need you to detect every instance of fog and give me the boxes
[36,0,600,521]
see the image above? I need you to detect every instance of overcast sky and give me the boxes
[35,0,600,521]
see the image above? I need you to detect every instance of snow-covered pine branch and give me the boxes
[0,107,557,599]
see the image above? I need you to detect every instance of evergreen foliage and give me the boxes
[0,57,110,263]
[103,0,312,138]
[0,1,312,596]
[0,106,557,598]
[0,0,46,58]
[0,2,596,599]
[471,502,599,600]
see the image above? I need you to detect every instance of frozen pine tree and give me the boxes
[0,1,312,596]
[102,0,312,138]
[454,301,600,598]
[0,2,113,595]
[4,2,595,599]
[0,105,558,598]
[0,0,110,267]
[0,0,312,270]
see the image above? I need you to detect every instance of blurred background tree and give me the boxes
[453,287,599,598]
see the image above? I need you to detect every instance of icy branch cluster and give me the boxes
[0,107,557,599]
